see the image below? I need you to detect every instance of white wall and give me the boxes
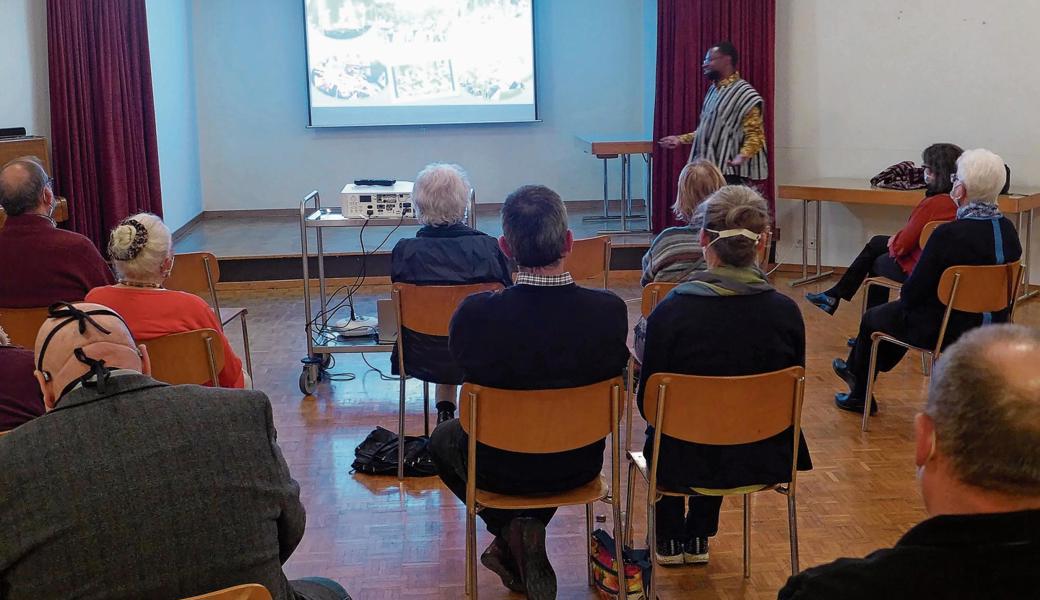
[774,0,1040,271]
[191,0,652,210]
[147,0,203,232]
[1,0,50,138]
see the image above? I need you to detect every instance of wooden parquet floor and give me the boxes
[215,274,1040,599]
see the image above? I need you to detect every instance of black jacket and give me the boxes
[899,216,1021,348]
[779,509,1040,600]
[449,283,629,493]
[389,224,513,383]
[637,290,812,489]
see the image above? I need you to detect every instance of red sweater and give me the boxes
[889,193,958,274]
[0,214,114,307]
[84,286,245,388]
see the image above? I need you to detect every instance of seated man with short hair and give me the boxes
[780,324,1040,599]
[430,185,629,600]
[0,325,44,431]
[0,156,114,306]
[0,302,349,600]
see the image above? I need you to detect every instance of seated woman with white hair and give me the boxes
[390,163,512,423]
[832,149,1022,416]
[85,213,248,389]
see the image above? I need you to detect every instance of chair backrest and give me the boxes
[562,235,611,288]
[181,584,272,600]
[643,367,806,446]
[919,220,948,249]
[165,252,221,311]
[144,329,226,386]
[937,261,1022,314]
[459,377,623,453]
[0,306,51,348]
[391,282,504,337]
[640,282,679,318]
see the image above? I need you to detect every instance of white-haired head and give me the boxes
[413,163,470,226]
[108,213,173,284]
[954,149,1006,205]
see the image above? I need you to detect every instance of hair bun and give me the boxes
[109,218,149,261]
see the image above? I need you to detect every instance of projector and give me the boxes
[341,181,415,219]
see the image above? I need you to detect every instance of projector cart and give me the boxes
[297,190,418,395]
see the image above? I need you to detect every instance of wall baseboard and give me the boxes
[171,212,205,244]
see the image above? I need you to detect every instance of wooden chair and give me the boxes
[181,584,272,600]
[562,235,612,288]
[165,252,252,384]
[862,260,1023,431]
[143,329,226,386]
[860,220,948,314]
[391,282,505,479]
[860,220,949,376]
[625,282,678,449]
[459,377,627,600]
[0,306,50,348]
[624,367,806,596]
[0,197,68,230]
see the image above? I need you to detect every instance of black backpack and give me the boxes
[351,426,438,477]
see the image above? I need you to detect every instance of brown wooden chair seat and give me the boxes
[459,377,628,599]
[625,367,806,596]
[181,583,272,600]
[143,328,226,387]
[0,306,51,348]
[165,252,252,385]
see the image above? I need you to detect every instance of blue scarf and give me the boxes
[956,201,1002,220]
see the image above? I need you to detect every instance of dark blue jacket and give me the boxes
[389,223,513,383]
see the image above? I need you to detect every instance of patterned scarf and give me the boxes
[672,265,773,297]
[956,201,1002,220]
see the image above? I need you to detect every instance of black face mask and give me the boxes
[36,302,134,401]
[705,69,722,81]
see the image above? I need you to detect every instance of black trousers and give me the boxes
[654,495,724,540]
[724,174,751,186]
[643,433,724,540]
[829,235,907,310]
[846,301,910,397]
[429,419,556,537]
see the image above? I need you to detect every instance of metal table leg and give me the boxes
[1020,208,1037,302]
[790,199,834,287]
[584,156,626,223]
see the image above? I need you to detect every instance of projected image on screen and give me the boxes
[304,0,537,127]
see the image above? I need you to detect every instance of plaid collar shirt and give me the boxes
[515,271,575,287]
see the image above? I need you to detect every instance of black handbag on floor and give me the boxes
[351,426,438,477]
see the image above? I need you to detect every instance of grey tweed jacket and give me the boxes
[0,373,305,600]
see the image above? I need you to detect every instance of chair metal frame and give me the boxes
[460,377,628,600]
[143,328,225,386]
[0,306,50,348]
[391,282,504,480]
[625,282,679,449]
[861,260,1023,431]
[563,235,612,288]
[624,367,806,597]
[181,583,272,600]
[166,252,253,384]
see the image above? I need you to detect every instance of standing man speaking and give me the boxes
[658,42,768,186]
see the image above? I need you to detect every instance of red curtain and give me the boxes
[652,0,776,231]
[47,0,163,249]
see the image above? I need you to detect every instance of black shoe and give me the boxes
[436,403,455,425]
[847,337,857,348]
[805,291,839,315]
[481,536,525,593]
[508,518,556,600]
[683,537,709,564]
[832,358,857,392]
[835,392,878,415]
[654,538,684,565]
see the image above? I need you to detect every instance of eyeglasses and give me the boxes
[44,177,55,189]
[950,174,960,185]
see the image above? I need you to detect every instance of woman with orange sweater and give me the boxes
[806,143,962,315]
[86,213,247,388]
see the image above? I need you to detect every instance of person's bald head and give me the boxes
[0,156,53,217]
[33,302,150,409]
[920,324,1040,499]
